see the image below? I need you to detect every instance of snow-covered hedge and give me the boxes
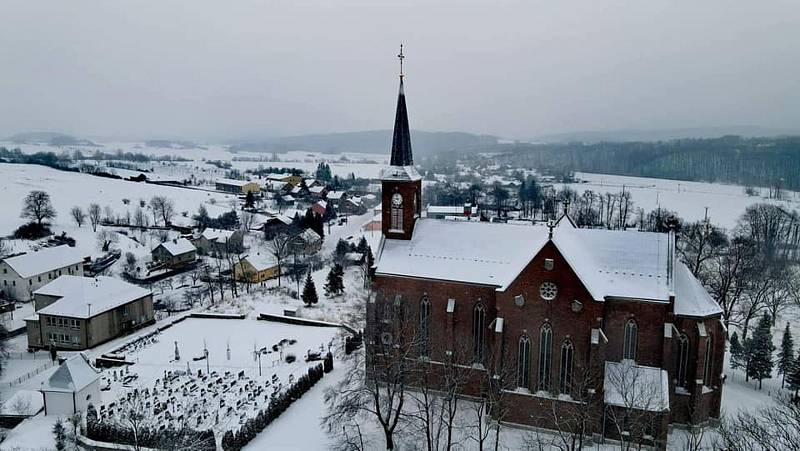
[221,363,325,450]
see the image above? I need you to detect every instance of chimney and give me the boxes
[173,238,178,244]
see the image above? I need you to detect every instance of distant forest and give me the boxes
[492,136,800,191]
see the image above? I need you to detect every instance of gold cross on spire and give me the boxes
[398,44,405,80]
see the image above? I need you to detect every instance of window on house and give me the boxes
[473,303,486,363]
[419,296,431,357]
[517,335,531,389]
[676,334,689,388]
[623,319,638,361]
[704,334,714,387]
[560,340,574,395]
[538,323,553,392]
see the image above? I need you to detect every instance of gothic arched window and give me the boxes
[559,340,574,395]
[538,324,553,392]
[390,193,403,231]
[704,334,714,387]
[623,319,638,361]
[473,303,486,363]
[419,296,431,357]
[517,335,531,389]
[676,333,689,388]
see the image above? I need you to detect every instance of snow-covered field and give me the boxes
[561,171,800,229]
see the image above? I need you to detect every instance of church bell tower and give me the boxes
[381,45,422,240]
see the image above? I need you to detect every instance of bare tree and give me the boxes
[88,203,102,232]
[21,190,56,225]
[70,206,86,227]
[706,235,756,333]
[132,206,147,228]
[679,219,728,280]
[240,211,255,232]
[149,196,175,226]
[324,292,419,450]
[267,232,292,288]
[96,229,118,252]
[603,360,667,450]
[715,396,800,450]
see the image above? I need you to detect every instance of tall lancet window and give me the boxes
[538,323,553,392]
[676,334,689,388]
[704,334,714,387]
[559,340,574,395]
[419,296,431,357]
[472,303,486,364]
[391,193,403,231]
[623,319,638,361]
[517,335,531,389]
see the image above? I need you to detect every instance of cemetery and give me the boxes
[85,317,341,448]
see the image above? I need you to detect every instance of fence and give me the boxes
[2,360,56,387]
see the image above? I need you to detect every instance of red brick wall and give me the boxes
[602,299,670,367]
[381,179,422,240]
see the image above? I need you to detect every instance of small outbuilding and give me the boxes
[40,354,100,416]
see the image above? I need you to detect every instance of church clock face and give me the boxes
[392,193,403,207]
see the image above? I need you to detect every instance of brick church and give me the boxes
[367,53,725,447]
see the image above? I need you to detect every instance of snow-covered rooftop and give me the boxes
[36,276,152,319]
[673,261,723,317]
[327,191,344,200]
[201,228,237,242]
[216,178,256,187]
[2,245,85,278]
[376,219,721,316]
[243,253,278,271]
[380,165,422,181]
[155,238,196,256]
[42,353,100,393]
[604,361,670,412]
[309,185,326,194]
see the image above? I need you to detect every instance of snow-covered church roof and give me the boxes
[42,354,100,393]
[376,219,721,317]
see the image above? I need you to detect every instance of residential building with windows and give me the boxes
[0,246,85,302]
[367,65,724,449]
[233,253,280,283]
[151,238,197,269]
[25,276,154,350]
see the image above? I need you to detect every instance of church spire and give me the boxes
[390,44,413,167]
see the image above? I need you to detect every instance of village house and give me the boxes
[326,191,346,208]
[266,173,302,187]
[311,200,328,217]
[425,203,479,220]
[194,228,244,255]
[151,238,197,269]
[289,228,323,255]
[260,215,294,239]
[368,71,725,449]
[215,178,261,195]
[25,275,154,350]
[233,253,280,283]
[309,185,328,198]
[0,246,86,302]
[40,353,101,416]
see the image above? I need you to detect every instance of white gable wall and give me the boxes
[0,261,84,302]
[43,380,100,416]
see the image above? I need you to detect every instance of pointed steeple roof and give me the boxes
[390,79,413,167]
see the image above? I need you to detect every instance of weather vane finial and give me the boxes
[398,44,405,80]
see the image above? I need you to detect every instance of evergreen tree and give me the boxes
[333,239,350,264]
[193,205,211,229]
[777,322,795,388]
[730,331,745,370]
[324,263,345,296]
[301,272,319,307]
[747,313,776,389]
[787,355,800,398]
[244,191,255,209]
[53,419,66,451]
[356,236,368,254]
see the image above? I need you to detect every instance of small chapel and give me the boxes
[367,49,725,448]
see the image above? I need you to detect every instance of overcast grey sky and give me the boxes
[1,0,798,141]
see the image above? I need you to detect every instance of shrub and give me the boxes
[285,353,296,364]
[13,222,51,239]
[323,351,334,373]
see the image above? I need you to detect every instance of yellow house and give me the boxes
[215,178,261,195]
[234,253,280,283]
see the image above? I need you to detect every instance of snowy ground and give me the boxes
[561,171,800,230]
